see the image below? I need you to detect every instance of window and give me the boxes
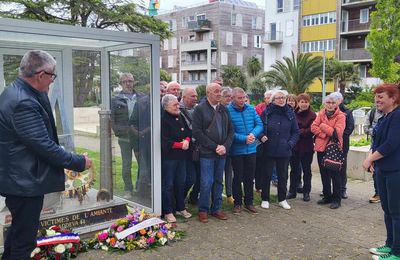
[360,8,369,23]
[277,0,283,13]
[171,37,177,50]
[197,14,206,21]
[236,52,243,66]
[251,17,257,29]
[226,31,233,45]
[181,17,187,28]
[231,13,237,26]
[171,73,177,82]
[169,19,177,31]
[256,17,263,29]
[359,65,367,78]
[163,39,168,50]
[254,35,262,48]
[329,12,336,23]
[237,14,243,27]
[221,52,228,65]
[168,55,174,68]
[241,34,248,47]
[293,0,300,10]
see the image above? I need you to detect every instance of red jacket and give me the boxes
[255,102,267,116]
[311,108,346,152]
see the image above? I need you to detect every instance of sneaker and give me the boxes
[369,194,381,203]
[233,205,242,214]
[226,196,235,204]
[244,205,258,214]
[164,213,176,223]
[369,246,392,256]
[278,200,291,210]
[176,209,192,219]
[286,192,296,199]
[123,191,132,200]
[261,201,269,209]
[372,254,400,260]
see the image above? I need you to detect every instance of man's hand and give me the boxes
[261,135,268,143]
[216,145,226,155]
[362,158,373,172]
[84,155,92,170]
[246,133,255,144]
[182,139,190,150]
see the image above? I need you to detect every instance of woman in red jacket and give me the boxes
[311,93,346,209]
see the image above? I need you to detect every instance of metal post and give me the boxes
[99,109,113,199]
[322,49,326,100]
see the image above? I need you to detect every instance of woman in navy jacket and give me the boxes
[259,90,299,210]
[364,83,400,260]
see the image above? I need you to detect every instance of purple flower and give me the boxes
[117,226,124,232]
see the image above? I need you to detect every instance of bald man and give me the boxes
[166,81,180,98]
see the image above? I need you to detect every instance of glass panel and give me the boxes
[2,55,21,87]
[109,46,152,209]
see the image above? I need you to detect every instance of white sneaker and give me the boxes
[279,200,291,210]
[261,201,269,209]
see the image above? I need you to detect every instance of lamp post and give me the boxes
[322,48,326,100]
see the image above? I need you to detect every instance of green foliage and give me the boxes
[221,65,247,90]
[325,58,360,94]
[249,77,266,104]
[196,84,206,100]
[160,69,172,82]
[309,93,323,112]
[261,52,323,95]
[350,138,371,147]
[367,0,400,82]
[246,56,262,77]
[347,88,375,109]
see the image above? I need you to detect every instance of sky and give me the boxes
[158,0,265,12]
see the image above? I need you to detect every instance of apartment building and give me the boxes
[264,0,301,71]
[339,0,380,87]
[157,0,265,88]
[300,0,337,92]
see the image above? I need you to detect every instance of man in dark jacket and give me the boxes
[0,50,91,259]
[333,92,355,199]
[192,83,234,223]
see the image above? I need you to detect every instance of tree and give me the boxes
[221,65,247,90]
[246,56,262,77]
[196,84,207,101]
[325,58,360,95]
[249,77,266,105]
[160,69,172,82]
[261,52,323,95]
[0,0,172,106]
[367,0,400,83]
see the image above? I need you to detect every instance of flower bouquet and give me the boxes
[31,226,85,260]
[88,209,183,252]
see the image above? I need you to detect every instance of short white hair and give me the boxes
[231,87,245,96]
[161,94,178,109]
[324,93,340,103]
[221,87,232,96]
[330,91,343,101]
[270,89,288,102]
[19,50,56,77]
[264,90,274,98]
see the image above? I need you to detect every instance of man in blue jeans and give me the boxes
[192,83,234,223]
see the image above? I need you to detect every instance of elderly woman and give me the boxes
[286,94,298,110]
[260,90,299,210]
[364,84,400,260]
[161,94,192,222]
[287,93,316,201]
[311,93,346,209]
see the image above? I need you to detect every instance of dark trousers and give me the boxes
[340,150,349,192]
[376,168,400,256]
[289,152,314,194]
[261,156,289,202]
[255,146,264,190]
[162,160,187,214]
[224,156,233,197]
[231,153,256,206]
[317,152,342,203]
[373,172,378,195]
[3,195,44,260]
[118,137,139,192]
[184,160,200,203]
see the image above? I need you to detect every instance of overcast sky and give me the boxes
[158,0,265,12]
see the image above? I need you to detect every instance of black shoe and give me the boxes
[303,193,310,202]
[341,191,348,199]
[329,202,341,209]
[286,192,296,199]
[317,198,332,205]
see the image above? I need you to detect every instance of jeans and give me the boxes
[231,153,256,206]
[184,160,200,203]
[198,157,225,214]
[162,160,187,214]
[224,156,233,197]
[289,152,314,194]
[3,195,44,260]
[376,167,400,256]
[317,152,342,203]
[261,156,289,202]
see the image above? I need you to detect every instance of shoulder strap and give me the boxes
[369,107,376,126]
[207,106,219,132]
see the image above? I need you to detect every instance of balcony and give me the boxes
[187,19,212,32]
[264,31,283,44]
[181,80,208,85]
[180,39,217,52]
[342,0,377,8]
[180,60,217,71]
[341,19,371,34]
[340,48,371,61]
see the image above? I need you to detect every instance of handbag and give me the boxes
[322,130,345,172]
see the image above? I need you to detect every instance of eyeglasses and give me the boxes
[325,101,336,105]
[122,80,134,84]
[35,70,57,81]
[274,96,286,100]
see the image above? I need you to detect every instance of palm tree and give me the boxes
[261,52,323,95]
[326,58,360,94]
[246,56,262,77]
[221,65,247,90]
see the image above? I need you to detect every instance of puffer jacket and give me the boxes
[0,77,86,197]
[311,108,346,152]
[227,103,263,156]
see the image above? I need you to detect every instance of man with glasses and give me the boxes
[0,50,92,259]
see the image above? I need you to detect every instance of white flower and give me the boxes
[101,245,109,251]
[54,244,66,254]
[30,247,41,258]
[66,243,73,249]
[46,229,56,236]
[159,237,168,245]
